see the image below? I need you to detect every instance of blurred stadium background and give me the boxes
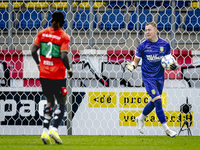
[0,0,200,136]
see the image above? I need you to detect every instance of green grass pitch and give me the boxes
[0,135,199,150]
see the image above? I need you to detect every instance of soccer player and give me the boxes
[126,22,178,137]
[31,11,73,144]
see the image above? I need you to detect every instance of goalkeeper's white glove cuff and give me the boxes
[131,62,136,69]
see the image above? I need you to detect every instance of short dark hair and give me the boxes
[52,11,65,27]
[145,22,157,29]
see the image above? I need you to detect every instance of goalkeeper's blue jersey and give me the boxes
[136,37,171,79]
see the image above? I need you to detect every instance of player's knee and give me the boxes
[154,99,163,110]
[151,96,161,102]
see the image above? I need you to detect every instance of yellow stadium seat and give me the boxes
[80,2,106,9]
[0,2,8,9]
[25,2,50,9]
[13,2,23,9]
[94,2,106,9]
[39,2,51,9]
[52,2,78,8]
[73,2,78,8]
[80,2,89,9]
[52,2,67,8]
[0,2,23,9]
[191,2,200,8]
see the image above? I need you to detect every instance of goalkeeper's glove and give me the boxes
[170,61,179,70]
[126,61,136,72]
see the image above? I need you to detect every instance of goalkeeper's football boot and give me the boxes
[49,129,63,144]
[136,116,144,134]
[41,132,52,145]
[165,129,177,137]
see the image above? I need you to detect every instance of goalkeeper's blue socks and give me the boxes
[154,99,166,124]
[53,104,65,128]
[140,99,170,132]
[142,101,155,116]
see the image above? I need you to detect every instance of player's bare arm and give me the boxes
[31,44,40,66]
[61,52,73,78]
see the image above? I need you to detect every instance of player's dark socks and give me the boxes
[43,107,53,129]
[143,101,155,116]
[53,104,65,128]
[154,99,166,123]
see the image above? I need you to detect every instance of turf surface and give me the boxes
[0,135,199,150]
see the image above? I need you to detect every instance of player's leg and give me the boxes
[41,100,54,144]
[136,100,155,134]
[50,98,66,144]
[136,79,156,134]
[156,79,177,137]
[40,78,55,144]
[52,101,66,130]
[49,79,67,144]
[153,96,166,124]
[43,100,54,132]
[153,97,176,137]
[143,101,155,116]
[49,98,66,144]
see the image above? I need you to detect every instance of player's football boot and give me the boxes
[41,132,52,145]
[49,129,63,144]
[165,129,177,137]
[136,116,144,134]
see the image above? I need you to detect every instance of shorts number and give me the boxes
[46,42,52,58]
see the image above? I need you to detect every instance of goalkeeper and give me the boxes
[31,11,73,144]
[126,22,178,137]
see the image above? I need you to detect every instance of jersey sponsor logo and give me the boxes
[88,92,117,108]
[42,33,61,40]
[146,55,162,62]
[43,60,53,66]
[119,110,193,127]
[119,92,167,108]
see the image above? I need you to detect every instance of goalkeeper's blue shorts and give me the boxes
[143,78,164,99]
